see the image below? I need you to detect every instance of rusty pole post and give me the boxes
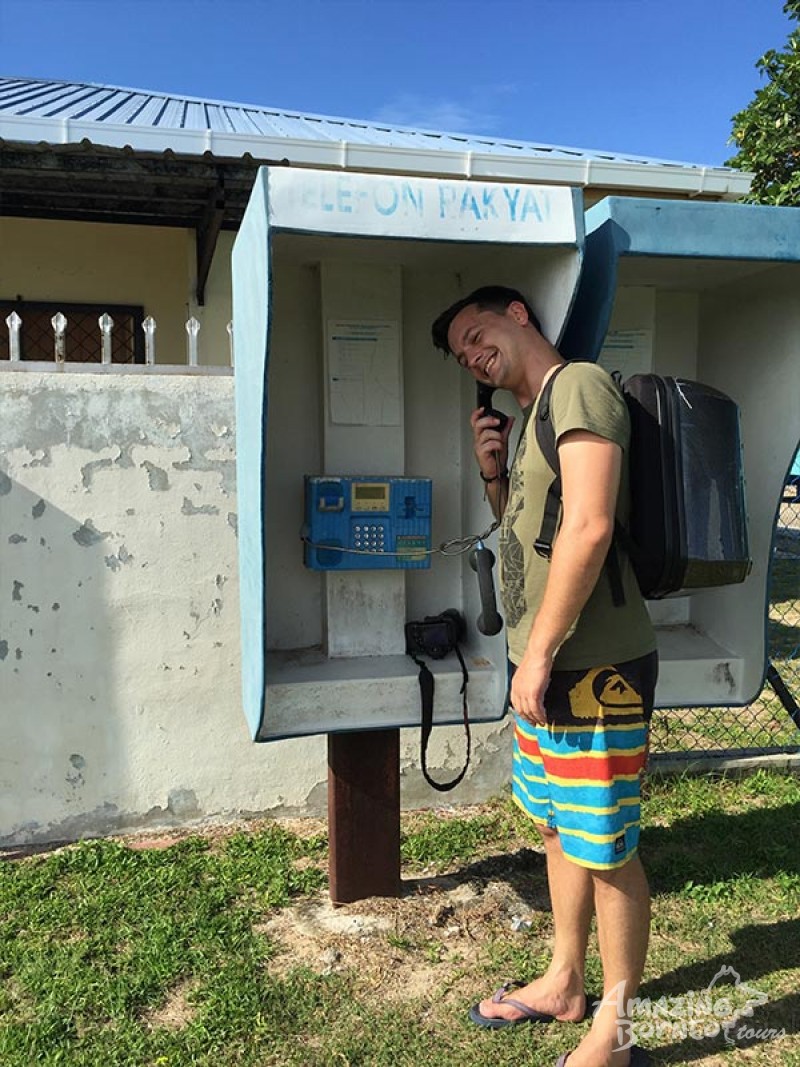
[327,729,401,903]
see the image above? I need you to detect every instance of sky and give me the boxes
[0,0,792,167]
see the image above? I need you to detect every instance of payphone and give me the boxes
[303,475,431,571]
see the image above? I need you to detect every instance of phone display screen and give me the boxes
[352,482,390,511]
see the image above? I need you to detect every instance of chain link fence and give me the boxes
[651,455,800,760]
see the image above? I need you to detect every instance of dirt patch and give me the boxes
[258,849,553,1004]
[142,979,199,1031]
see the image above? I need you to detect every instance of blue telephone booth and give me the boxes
[232,166,585,741]
[561,196,800,709]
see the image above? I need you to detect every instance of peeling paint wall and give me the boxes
[0,370,513,845]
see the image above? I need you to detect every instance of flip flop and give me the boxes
[554,1045,651,1067]
[469,981,599,1029]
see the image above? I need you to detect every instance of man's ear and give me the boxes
[507,300,530,326]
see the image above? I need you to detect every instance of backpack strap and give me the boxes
[534,363,571,559]
[533,362,626,607]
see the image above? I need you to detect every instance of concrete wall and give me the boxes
[0,369,512,846]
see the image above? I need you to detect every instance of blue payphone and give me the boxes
[303,475,431,570]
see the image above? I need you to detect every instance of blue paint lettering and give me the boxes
[481,188,499,220]
[461,189,482,220]
[300,183,318,213]
[438,185,457,218]
[401,182,424,216]
[502,187,520,221]
[337,179,353,213]
[520,190,544,223]
[374,182,399,216]
[320,181,335,213]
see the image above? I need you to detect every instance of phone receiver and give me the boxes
[469,544,503,636]
[476,383,509,434]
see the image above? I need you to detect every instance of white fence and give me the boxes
[3,311,234,368]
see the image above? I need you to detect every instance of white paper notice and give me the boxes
[597,329,653,378]
[328,319,401,426]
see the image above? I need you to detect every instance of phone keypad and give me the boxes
[353,523,387,552]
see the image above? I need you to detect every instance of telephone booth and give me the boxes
[232,166,585,741]
[561,196,800,708]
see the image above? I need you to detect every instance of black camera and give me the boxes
[405,609,466,660]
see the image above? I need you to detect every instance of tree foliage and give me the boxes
[728,1,800,204]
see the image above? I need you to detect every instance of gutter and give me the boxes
[0,113,753,202]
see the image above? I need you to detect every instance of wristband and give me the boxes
[479,467,508,484]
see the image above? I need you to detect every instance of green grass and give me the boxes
[2,771,800,1065]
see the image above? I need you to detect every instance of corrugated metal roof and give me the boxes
[0,74,701,169]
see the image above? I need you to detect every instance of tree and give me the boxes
[728,2,800,204]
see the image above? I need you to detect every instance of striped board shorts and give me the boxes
[511,651,658,870]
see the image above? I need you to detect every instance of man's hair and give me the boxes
[431,285,542,356]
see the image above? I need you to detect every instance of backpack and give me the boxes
[533,363,752,601]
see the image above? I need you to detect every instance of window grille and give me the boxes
[0,301,145,363]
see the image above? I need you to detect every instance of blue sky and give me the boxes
[0,0,791,166]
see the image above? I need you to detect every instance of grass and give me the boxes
[2,771,800,1066]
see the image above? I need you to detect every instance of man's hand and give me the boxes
[471,407,514,479]
[510,652,553,726]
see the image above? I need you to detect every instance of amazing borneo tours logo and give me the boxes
[599,966,785,1048]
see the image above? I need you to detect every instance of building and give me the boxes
[0,76,753,845]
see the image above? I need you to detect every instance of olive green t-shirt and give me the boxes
[498,361,656,669]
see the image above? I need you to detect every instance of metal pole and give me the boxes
[327,729,401,904]
[767,661,800,729]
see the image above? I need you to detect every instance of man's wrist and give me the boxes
[521,644,556,667]
[479,467,508,484]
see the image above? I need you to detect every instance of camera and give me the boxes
[405,609,466,660]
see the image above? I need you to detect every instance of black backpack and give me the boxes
[534,363,752,601]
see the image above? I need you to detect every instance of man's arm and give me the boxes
[510,429,621,724]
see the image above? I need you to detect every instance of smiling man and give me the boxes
[431,286,658,1067]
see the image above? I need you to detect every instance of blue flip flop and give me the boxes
[469,981,598,1029]
[555,1045,651,1067]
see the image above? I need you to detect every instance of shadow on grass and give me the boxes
[640,920,800,1063]
[642,800,800,895]
[648,993,800,1064]
[403,845,551,910]
[404,798,800,912]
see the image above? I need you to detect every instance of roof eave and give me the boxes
[0,112,753,203]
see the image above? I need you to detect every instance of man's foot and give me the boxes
[555,1031,651,1067]
[470,976,592,1027]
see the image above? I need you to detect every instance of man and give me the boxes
[431,286,657,1067]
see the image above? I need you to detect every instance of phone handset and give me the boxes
[476,382,509,435]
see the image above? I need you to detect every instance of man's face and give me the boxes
[446,301,528,388]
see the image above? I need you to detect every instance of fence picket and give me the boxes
[99,313,114,364]
[5,311,21,362]
[185,317,200,367]
[51,313,67,363]
[142,316,156,365]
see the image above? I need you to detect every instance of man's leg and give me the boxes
[476,824,594,1023]
[561,854,651,1067]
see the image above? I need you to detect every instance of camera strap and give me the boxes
[406,645,471,792]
